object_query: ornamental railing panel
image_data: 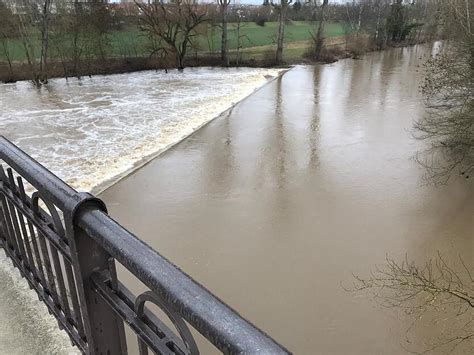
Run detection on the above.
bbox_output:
[0,136,289,355]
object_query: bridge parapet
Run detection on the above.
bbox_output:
[0,136,289,355]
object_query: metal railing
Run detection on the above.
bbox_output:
[0,136,290,355]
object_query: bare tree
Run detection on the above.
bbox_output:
[0,2,16,81]
[272,0,292,64]
[1,0,53,85]
[415,0,473,184]
[235,6,248,67]
[136,0,207,70]
[38,0,52,83]
[345,0,365,34]
[16,1,41,86]
[204,5,218,56]
[217,0,230,66]
[372,0,390,47]
[350,253,474,353]
[313,0,329,60]
[23,0,52,83]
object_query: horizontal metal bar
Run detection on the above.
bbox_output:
[91,271,180,355]
[78,209,289,354]
[106,275,188,351]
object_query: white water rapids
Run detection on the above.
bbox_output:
[0,67,281,193]
[0,67,281,354]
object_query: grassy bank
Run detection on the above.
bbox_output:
[0,32,412,83]
[1,21,427,83]
[0,21,346,62]
[199,21,346,51]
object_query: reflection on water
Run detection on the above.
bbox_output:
[351,253,473,354]
[101,43,473,354]
[0,67,281,193]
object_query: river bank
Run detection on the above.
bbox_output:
[99,45,473,354]
[0,34,431,84]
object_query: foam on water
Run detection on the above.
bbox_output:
[0,67,282,193]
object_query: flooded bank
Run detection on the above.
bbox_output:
[100,44,473,354]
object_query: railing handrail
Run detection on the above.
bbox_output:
[79,209,287,354]
[0,136,290,354]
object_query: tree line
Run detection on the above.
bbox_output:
[0,0,443,85]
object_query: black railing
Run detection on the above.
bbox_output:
[0,136,290,355]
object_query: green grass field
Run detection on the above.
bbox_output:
[199,21,345,52]
[0,21,346,62]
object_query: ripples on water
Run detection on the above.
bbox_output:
[0,67,281,193]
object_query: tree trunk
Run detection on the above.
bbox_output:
[0,38,14,78]
[177,41,187,70]
[39,0,52,83]
[375,5,382,45]
[357,4,363,33]
[314,1,329,60]
[236,21,241,67]
[221,4,229,66]
[177,52,184,70]
[17,14,40,86]
[275,6,286,64]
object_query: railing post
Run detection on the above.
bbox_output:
[65,194,127,355]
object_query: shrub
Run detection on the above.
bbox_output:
[255,15,267,27]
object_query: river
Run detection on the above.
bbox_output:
[1,43,473,354]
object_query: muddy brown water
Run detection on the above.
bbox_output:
[100,43,473,354]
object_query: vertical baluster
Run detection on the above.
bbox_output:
[0,198,11,247]
[15,178,39,280]
[17,178,47,285]
[1,194,21,259]
[35,195,73,322]
[36,228,60,304]
[7,202,29,264]
[15,208,38,279]
[63,260,86,340]
[0,166,15,252]
[48,240,72,321]
[138,339,149,355]
[0,164,6,185]
[6,169,29,266]
[0,204,4,246]
[26,220,48,292]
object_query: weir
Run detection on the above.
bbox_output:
[0,136,289,355]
